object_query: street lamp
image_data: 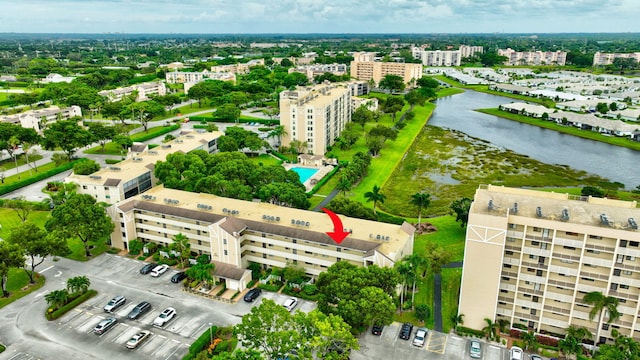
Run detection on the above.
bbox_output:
[209,322,213,344]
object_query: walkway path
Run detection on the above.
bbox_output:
[433,261,464,332]
[313,187,340,212]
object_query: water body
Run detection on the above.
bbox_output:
[427,90,640,189]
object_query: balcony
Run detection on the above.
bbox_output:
[514,311,540,321]
[582,255,613,268]
[521,260,548,270]
[517,286,544,297]
[609,290,637,301]
[547,278,576,289]
[522,247,551,258]
[498,295,514,303]
[548,265,579,277]
[501,270,518,278]
[584,242,616,253]
[552,252,581,262]
[579,270,610,282]
[503,257,521,266]
[505,244,522,252]
[554,237,584,248]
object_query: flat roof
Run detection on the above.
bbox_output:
[67,130,222,186]
[473,185,640,231]
[120,186,414,258]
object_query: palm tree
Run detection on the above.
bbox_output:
[482,318,499,342]
[66,276,90,294]
[410,192,431,225]
[405,253,427,309]
[172,233,191,269]
[364,185,386,215]
[565,325,592,342]
[267,125,287,147]
[451,313,465,332]
[45,289,69,310]
[583,291,620,345]
[521,331,539,352]
[558,336,582,360]
[394,260,412,312]
[336,176,352,197]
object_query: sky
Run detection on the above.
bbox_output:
[0,0,639,34]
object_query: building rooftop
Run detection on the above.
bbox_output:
[120,186,415,258]
[473,185,640,231]
[66,130,222,186]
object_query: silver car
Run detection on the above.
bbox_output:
[469,339,482,358]
[103,295,126,312]
[412,328,427,347]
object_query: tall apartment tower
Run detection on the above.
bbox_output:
[279,83,352,156]
[459,185,640,344]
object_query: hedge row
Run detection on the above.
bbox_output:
[307,163,341,195]
[0,198,51,211]
[377,211,406,225]
[456,326,485,338]
[182,325,217,360]
[0,160,80,196]
[46,290,97,321]
[104,158,123,164]
[131,124,180,142]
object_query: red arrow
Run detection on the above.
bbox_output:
[321,208,350,244]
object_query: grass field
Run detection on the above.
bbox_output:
[0,161,64,188]
[85,125,182,155]
[0,153,43,171]
[0,269,46,309]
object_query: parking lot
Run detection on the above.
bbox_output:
[352,322,509,360]
[0,254,318,360]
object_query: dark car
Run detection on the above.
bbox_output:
[140,263,157,275]
[243,288,262,302]
[399,322,413,340]
[372,324,383,336]
[127,301,152,320]
[171,272,188,283]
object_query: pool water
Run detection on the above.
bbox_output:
[291,167,318,183]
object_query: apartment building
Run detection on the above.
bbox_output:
[98,81,166,102]
[497,48,567,66]
[165,70,236,84]
[459,185,640,343]
[210,59,265,74]
[0,105,82,134]
[65,130,222,204]
[279,82,352,155]
[288,63,348,81]
[350,52,422,87]
[108,185,415,291]
[593,52,640,67]
[411,46,483,66]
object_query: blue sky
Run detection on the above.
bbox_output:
[0,0,638,34]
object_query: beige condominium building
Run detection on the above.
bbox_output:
[459,185,640,343]
[350,52,423,87]
[593,52,640,67]
[279,82,352,155]
[98,81,167,102]
[497,48,568,66]
[0,105,82,134]
[65,130,222,204]
[108,186,415,291]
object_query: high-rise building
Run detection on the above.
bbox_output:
[593,52,640,67]
[411,45,483,66]
[459,185,640,343]
[497,48,567,66]
[279,83,352,155]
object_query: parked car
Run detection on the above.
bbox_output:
[510,346,524,360]
[93,317,117,335]
[399,323,413,340]
[103,295,126,312]
[469,339,482,358]
[282,298,298,312]
[126,330,151,349]
[371,324,384,336]
[171,272,187,283]
[243,288,262,302]
[127,301,152,320]
[412,328,427,347]
[140,263,157,275]
[530,356,543,360]
[150,264,169,277]
[153,307,176,327]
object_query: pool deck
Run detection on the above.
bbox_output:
[284,164,335,192]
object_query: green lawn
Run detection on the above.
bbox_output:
[0,208,51,240]
[66,239,110,261]
[0,161,67,188]
[0,268,46,309]
[478,108,640,152]
[85,125,182,155]
[414,215,466,262]
[246,154,282,167]
[0,154,43,171]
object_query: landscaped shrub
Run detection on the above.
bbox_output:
[457,326,485,337]
[46,290,97,321]
[137,256,147,261]
[104,158,122,165]
[247,279,257,288]
[0,160,80,196]
[308,163,341,194]
[131,124,180,142]
[183,325,217,360]
[128,239,143,255]
[536,334,559,347]
[258,282,283,292]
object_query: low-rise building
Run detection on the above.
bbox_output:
[65,130,222,204]
[498,48,567,66]
[41,73,75,84]
[412,46,483,66]
[459,185,640,343]
[210,59,265,74]
[98,82,166,102]
[0,105,82,134]
[108,185,415,291]
[288,63,348,81]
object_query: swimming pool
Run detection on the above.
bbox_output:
[291,167,319,183]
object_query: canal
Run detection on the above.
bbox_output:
[428,90,640,189]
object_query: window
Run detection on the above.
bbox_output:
[530,309,537,315]
[536,270,543,276]
[506,251,514,255]
[589,235,602,240]
[223,239,227,245]
[616,255,624,264]
[620,284,630,289]
[613,269,621,276]
[619,298,626,303]
[529,255,538,260]
[508,223,517,229]
[292,249,297,255]
[626,256,636,261]
[533,227,541,232]
[540,243,548,250]
[563,246,576,250]
[504,264,512,269]
[620,240,628,248]
[534,283,541,291]
[610,283,618,291]
[223,250,228,256]
[581,277,595,282]
[532,241,540,246]
[623,270,632,276]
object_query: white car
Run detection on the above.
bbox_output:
[153,307,176,327]
[412,328,427,347]
[282,298,298,312]
[150,264,169,277]
[509,346,524,360]
[126,330,151,349]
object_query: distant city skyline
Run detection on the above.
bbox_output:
[0,0,638,34]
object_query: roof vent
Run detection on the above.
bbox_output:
[536,207,543,218]
[561,209,570,221]
[511,202,518,214]
[488,200,494,210]
[629,218,638,230]
[600,214,610,226]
